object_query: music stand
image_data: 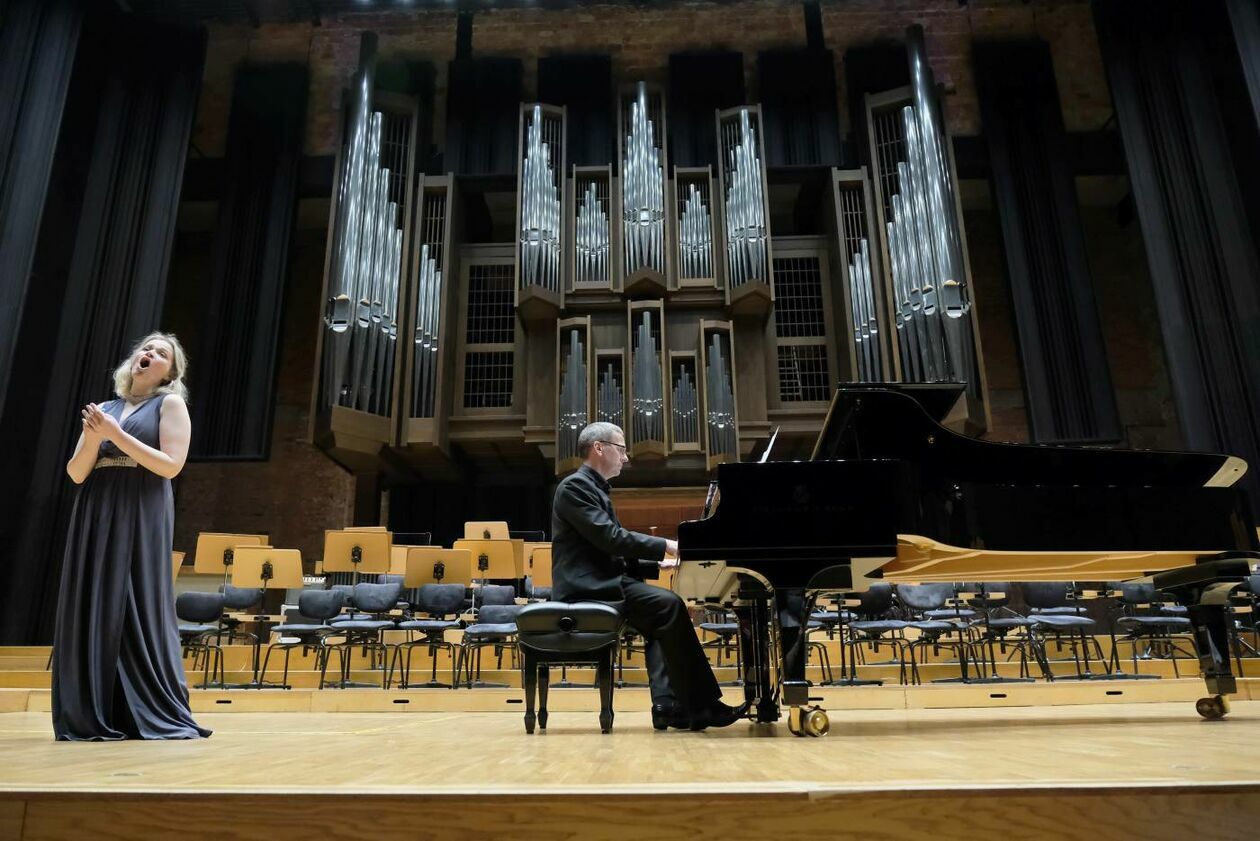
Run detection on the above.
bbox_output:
[231,546,304,688]
[404,548,473,588]
[389,545,410,576]
[465,521,510,540]
[322,529,392,586]
[453,539,519,615]
[194,532,269,591]
[171,551,186,585]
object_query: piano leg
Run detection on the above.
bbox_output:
[733,585,780,724]
[1153,553,1256,720]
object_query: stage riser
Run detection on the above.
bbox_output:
[4,790,1259,841]
[3,677,1258,715]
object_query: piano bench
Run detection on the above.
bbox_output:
[516,601,624,734]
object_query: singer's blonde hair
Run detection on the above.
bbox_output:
[113,332,189,402]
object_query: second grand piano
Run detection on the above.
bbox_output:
[677,384,1259,735]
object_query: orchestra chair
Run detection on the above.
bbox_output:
[1115,582,1195,676]
[1229,574,1260,671]
[321,580,403,689]
[259,588,346,690]
[216,585,265,683]
[806,592,878,687]
[456,603,524,689]
[1079,583,1161,681]
[527,545,553,601]
[963,582,1040,682]
[842,584,912,684]
[896,583,976,684]
[176,591,227,689]
[698,605,743,685]
[391,584,467,688]
[1022,581,1105,680]
[516,601,624,734]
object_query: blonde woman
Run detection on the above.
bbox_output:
[52,332,210,740]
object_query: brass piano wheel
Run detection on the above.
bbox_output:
[802,706,830,738]
[788,706,805,737]
[1196,695,1231,720]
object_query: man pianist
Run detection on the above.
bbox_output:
[551,421,748,731]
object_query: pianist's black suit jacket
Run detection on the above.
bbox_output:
[551,464,667,603]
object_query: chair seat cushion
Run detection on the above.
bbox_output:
[1118,616,1192,628]
[1032,615,1096,629]
[398,619,460,632]
[924,608,976,619]
[699,622,739,633]
[271,623,330,634]
[463,623,518,638]
[178,624,218,635]
[908,620,959,632]
[1033,606,1087,615]
[336,620,395,631]
[977,617,1036,629]
[810,611,853,623]
[848,620,908,633]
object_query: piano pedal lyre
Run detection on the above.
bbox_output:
[787,705,830,737]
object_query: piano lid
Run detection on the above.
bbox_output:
[811,385,1247,489]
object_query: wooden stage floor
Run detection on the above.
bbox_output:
[2,699,1260,840]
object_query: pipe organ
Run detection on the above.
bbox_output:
[619,83,669,293]
[717,106,774,314]
[862,25,985,428]
[310,25,987,479]
[555,317,592,473]
[517,104,565,297]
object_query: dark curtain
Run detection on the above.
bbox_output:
[974,41,1121,444]
[389,477,555,549]
[0,11,205,644]
[445,57,522,176]
[190,64,307,460]
[758,48,842,168]
[1226,0,1260,135]
[0,0,83,422]
[1095,0,1260,518]
[538,54,613,168]
[668,51,745,169]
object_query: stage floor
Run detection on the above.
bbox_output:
[3,701,1260,839]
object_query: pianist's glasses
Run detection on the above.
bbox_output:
[597,440,627,452]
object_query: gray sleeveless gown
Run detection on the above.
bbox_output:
[51,394,210,740]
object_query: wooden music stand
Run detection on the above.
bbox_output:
[231,546,305,688]
[403,548,473,588]
[453,538,520,613]
[171,551,186,585]
[194,532,269,590]
[322,529,392,585]
[464,521,510,540]
[389,545,410,575]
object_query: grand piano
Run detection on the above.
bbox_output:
[677,384,1259,735]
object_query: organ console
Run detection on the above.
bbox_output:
[678,383,1259,735]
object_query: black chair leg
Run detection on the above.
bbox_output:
[523,655,538,734]
[538,664,550,731]
[598,652,615,734]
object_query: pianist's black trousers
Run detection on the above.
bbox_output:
[619,577,721,712]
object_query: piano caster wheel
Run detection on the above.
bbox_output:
[788,705,829,737]
[1196,695,1230,720]
[802,706,829,738]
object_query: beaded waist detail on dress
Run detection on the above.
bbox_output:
[96,456,138,469]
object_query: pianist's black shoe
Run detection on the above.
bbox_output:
[651,703,690,731]
[687,700,751,731]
